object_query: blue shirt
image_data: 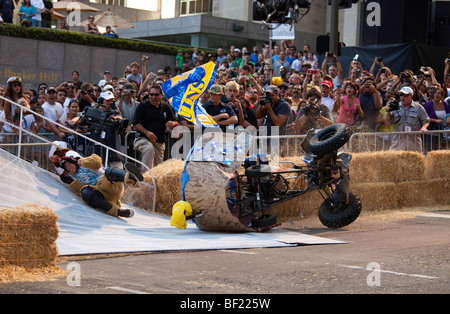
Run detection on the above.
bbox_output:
[19,4,36,23]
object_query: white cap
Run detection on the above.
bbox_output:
[399,86,413,95]
[100,91,115,100]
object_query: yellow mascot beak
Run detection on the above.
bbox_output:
[170,201,193,229]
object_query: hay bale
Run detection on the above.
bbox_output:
[350,151,425,183]
[122,159,185,215]
[351,182,399,212]
[396,179,450,208]
[424,150,450,179]
[0,204,59,269]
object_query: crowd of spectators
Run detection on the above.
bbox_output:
[1,39,450,171]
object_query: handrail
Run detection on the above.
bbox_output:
[0,95,157,212]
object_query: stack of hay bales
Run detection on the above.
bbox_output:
[0,204,60,280]
[351,150,450,210]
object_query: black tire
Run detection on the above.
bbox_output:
[252,214,277,228]
[245,164,271,179]
[318,193,362,229]
[308,124,350,157]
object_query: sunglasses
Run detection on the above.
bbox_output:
[12,83,21,87]
[65,84,74,89]
[149,93,161,97]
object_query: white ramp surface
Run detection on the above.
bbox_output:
[0,149,344,256]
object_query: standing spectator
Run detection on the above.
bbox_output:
[18,0,35,27]
[175,49,184,73]
[0,0,16,24]
[272,51,291,77]
[222,81,245,127]
[250,45,260,64]
[84,15,100,35]
[30,0,43,27]
[216,48,227,66]
[126,62,143,88]
[42,86,65,140]
[358,75,382,131]
[335,82,363,126]
[40,0,52,28]
[386,86,430,153]
[78,82,96,112]
[72,71,83,90]
[132,85,178,170]
[291,51,304,73]
[98,70,112,88]
[321,52,343,90]
[4,77,28,136]
[422,86,450,151]
[117,83,138,134]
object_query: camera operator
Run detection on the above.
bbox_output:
[385,86,430,153]
[255,85,290,136]
[295,86,333,135]
[80,90,127,169]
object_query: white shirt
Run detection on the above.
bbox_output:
[31,0,45,21]
[42,101,64,122]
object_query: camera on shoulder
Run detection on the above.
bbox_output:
[79,107,129,136]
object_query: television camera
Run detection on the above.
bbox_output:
[253,0,311,28]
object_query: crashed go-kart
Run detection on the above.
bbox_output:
[181,124,362,232]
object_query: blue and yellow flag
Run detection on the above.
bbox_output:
[161,62,218,127]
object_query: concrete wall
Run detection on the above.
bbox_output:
[0,35,173,91]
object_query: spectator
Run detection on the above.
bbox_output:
[422,86,450,151]
[18,0,35,27]
[291,51,304,73]
[295,86,333,135]
[320,80,335,113]
[126,62,143,87]
[72,71,83,90]
[321,52,343,89]
[273,51,291,77]
[385,86,430,153]
[0,0,16,24]
[285,46,297,65]
[84,15,100,35]
[41,86,64,141]
[59,82,77,111]
[202,84,237,132]
[271,45,281,64]
[103,26,118,38]
[41,0,52,28]
[117,83,138,134]
[335,82,363,126]
[4,77,29,135]
[358,75,382,131]
[233,49,243,68]
[98,70,112,88]
[216,48,227,66]
[132,85,178,170]
[30,0,43,27]
[250,45,259,64]
[55,87,67,110]
[78,82,96,112]
[222,81,245,127]
[175,49,184,73]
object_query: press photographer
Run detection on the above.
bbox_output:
[295,86,333,135]
[78,90,128,168]
[255,85,290,136]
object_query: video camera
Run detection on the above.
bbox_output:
[253,0,311,26]
[78,106,129,137]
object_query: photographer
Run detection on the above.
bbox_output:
[295,86,333,135]
[255,85,290,136]
[385,86,430,153]
[358,76,382,131]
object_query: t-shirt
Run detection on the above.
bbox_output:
[126,73,143,86]
[19,4,36,23]
[263,98,291,136]
[42,101,64,122]
[202,100,236,132]
[0,0,15,19]
[133,101,176,143]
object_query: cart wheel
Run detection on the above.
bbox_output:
[318,193,362,229]
[308,124,350,157]
[252,214,277,228]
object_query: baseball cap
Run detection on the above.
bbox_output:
[209,84,224,95]
[100,90,115,100]
[266,85,279,95]
[321,80,333,89]
[399,86,413,95]
[46,86,56,94]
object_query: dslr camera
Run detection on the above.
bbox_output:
[387,98,400,112]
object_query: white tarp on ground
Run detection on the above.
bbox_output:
[0,149,344,256]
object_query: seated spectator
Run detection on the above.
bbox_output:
[103,26,119,38]
[18,0,35,27]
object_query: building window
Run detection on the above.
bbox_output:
[90,0,127,7]
[180,0,211,16]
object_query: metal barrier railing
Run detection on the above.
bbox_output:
[0,95,157,212]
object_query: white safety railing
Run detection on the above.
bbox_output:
[0,95,157,212]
